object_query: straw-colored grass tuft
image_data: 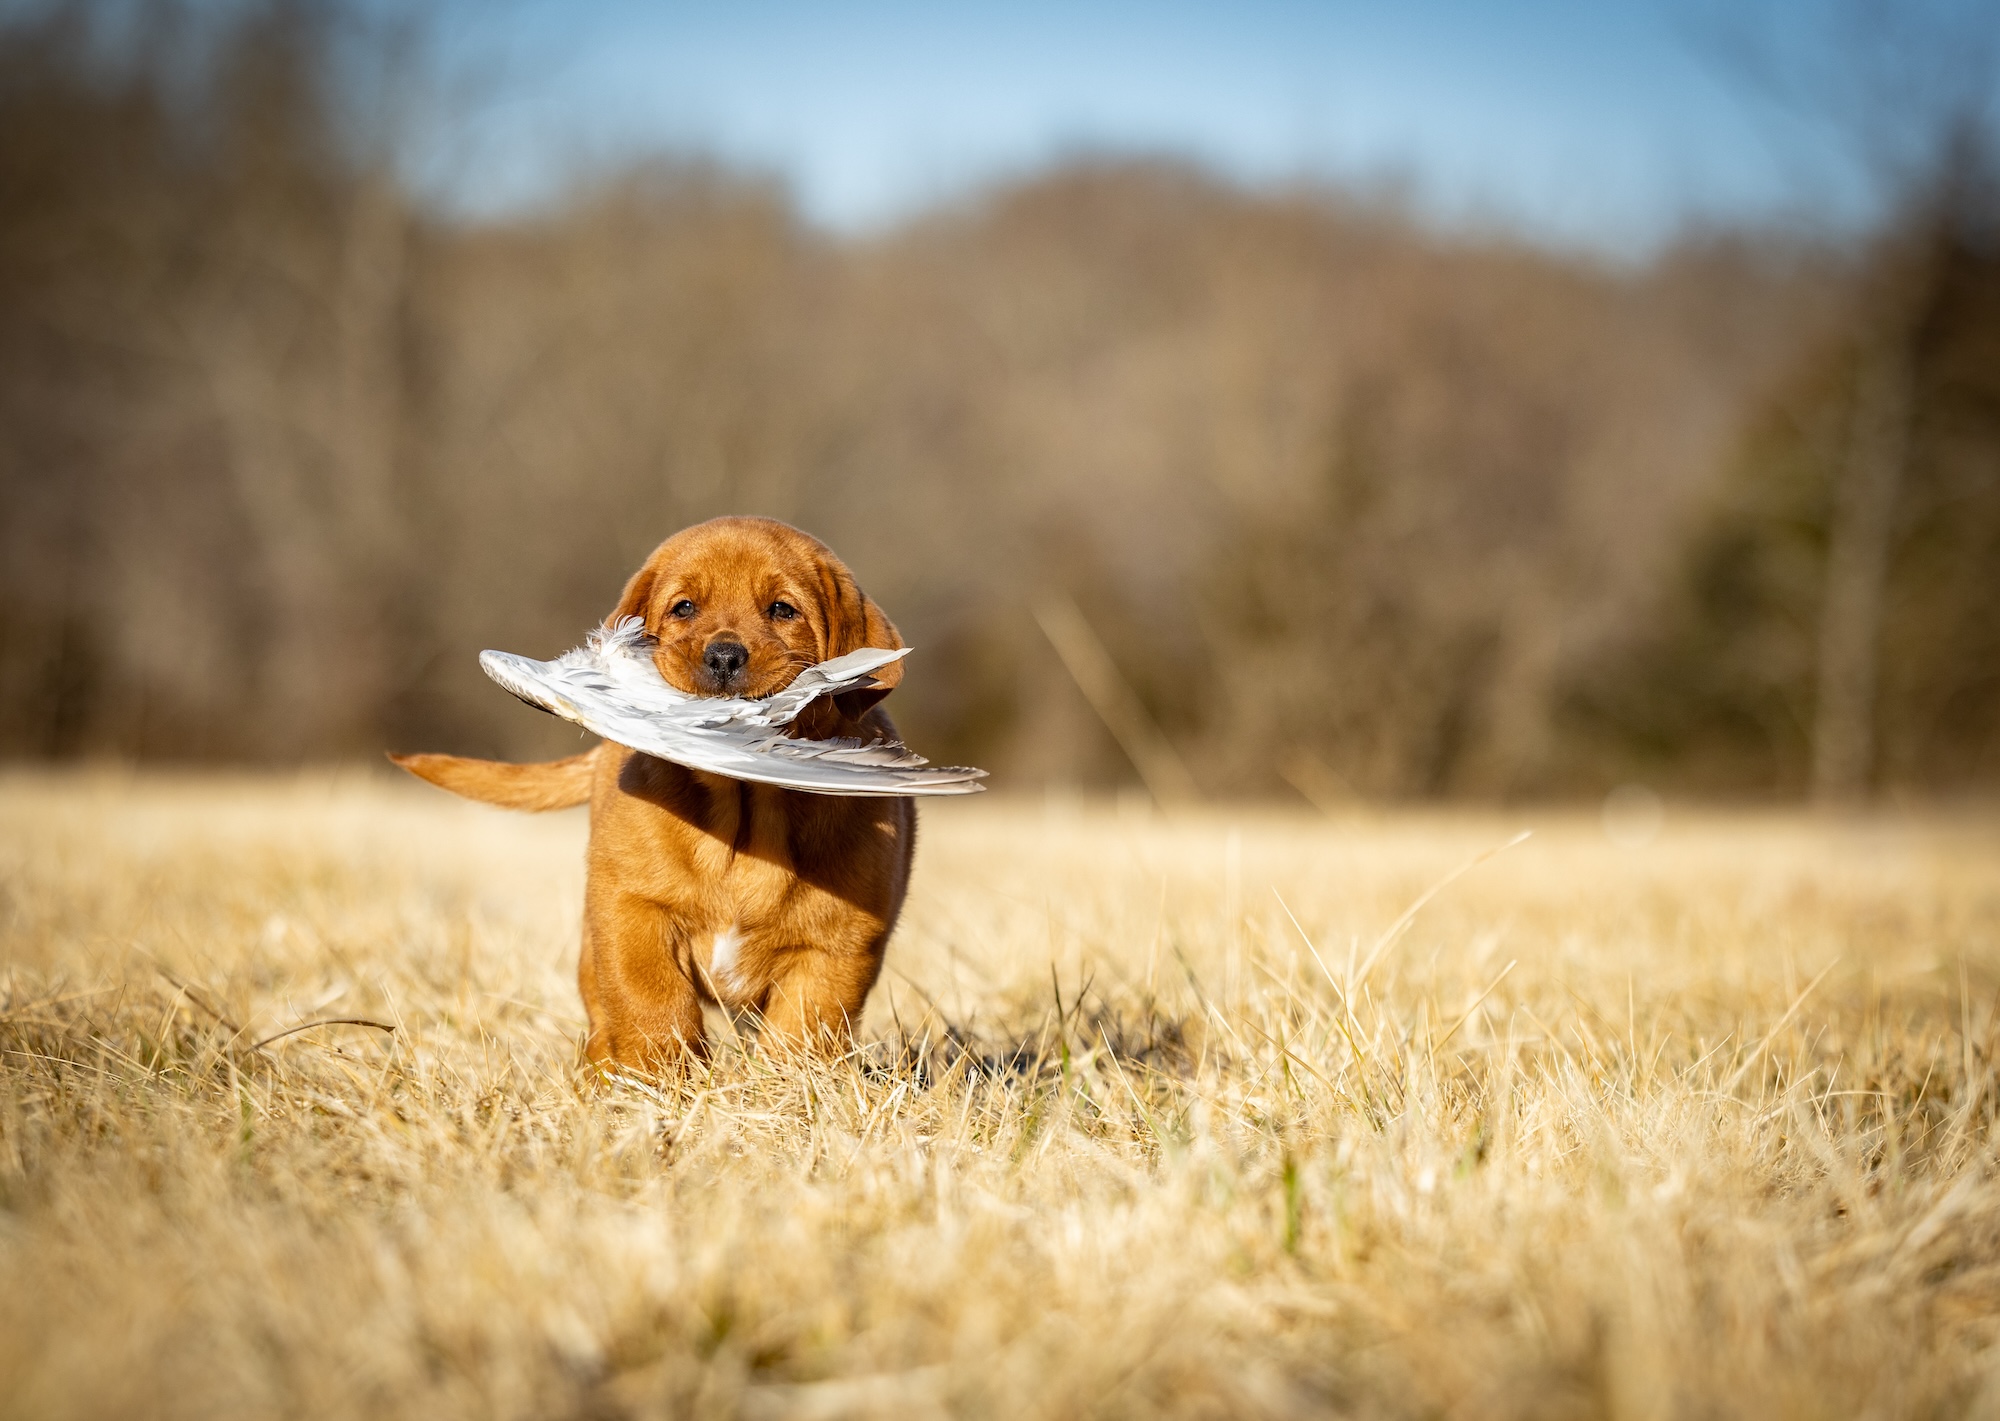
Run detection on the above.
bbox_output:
[3,772,1999,1419]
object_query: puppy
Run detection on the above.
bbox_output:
[392,517,914,1075]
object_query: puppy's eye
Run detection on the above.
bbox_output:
[669,600,697,620]
[768,601,799,621]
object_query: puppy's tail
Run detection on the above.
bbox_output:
[388,747,598,811]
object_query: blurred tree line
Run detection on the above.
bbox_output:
[1,0,1995,800]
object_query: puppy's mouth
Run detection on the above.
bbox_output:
[696,670,759,697]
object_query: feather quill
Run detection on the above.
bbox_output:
[479,617,987,796]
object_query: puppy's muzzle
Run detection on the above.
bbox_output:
[702,639,750,690]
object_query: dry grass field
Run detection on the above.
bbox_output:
[3,772,1999,1420]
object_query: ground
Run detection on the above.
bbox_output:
[3,772,1999,1420]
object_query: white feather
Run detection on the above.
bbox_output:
[478,617,987,797]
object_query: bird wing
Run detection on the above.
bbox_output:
[478,617,987,797]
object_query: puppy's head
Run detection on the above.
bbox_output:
[610,517,903,720]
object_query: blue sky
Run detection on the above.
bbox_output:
[421,0,1905,255]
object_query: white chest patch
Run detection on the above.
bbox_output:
[708,924,747,998]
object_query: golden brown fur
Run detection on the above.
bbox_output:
[391,517,915,1075]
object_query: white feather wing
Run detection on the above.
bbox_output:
[478,618,987,797]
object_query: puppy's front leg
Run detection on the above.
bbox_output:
[581,887,707,1077]
[759,943,884,1058]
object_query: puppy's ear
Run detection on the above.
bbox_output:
[609,560,659,626]
[822,567,904,721]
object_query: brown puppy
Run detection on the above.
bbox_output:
[392,517,914,1075]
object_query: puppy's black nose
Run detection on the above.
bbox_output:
[703,640,749,684]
